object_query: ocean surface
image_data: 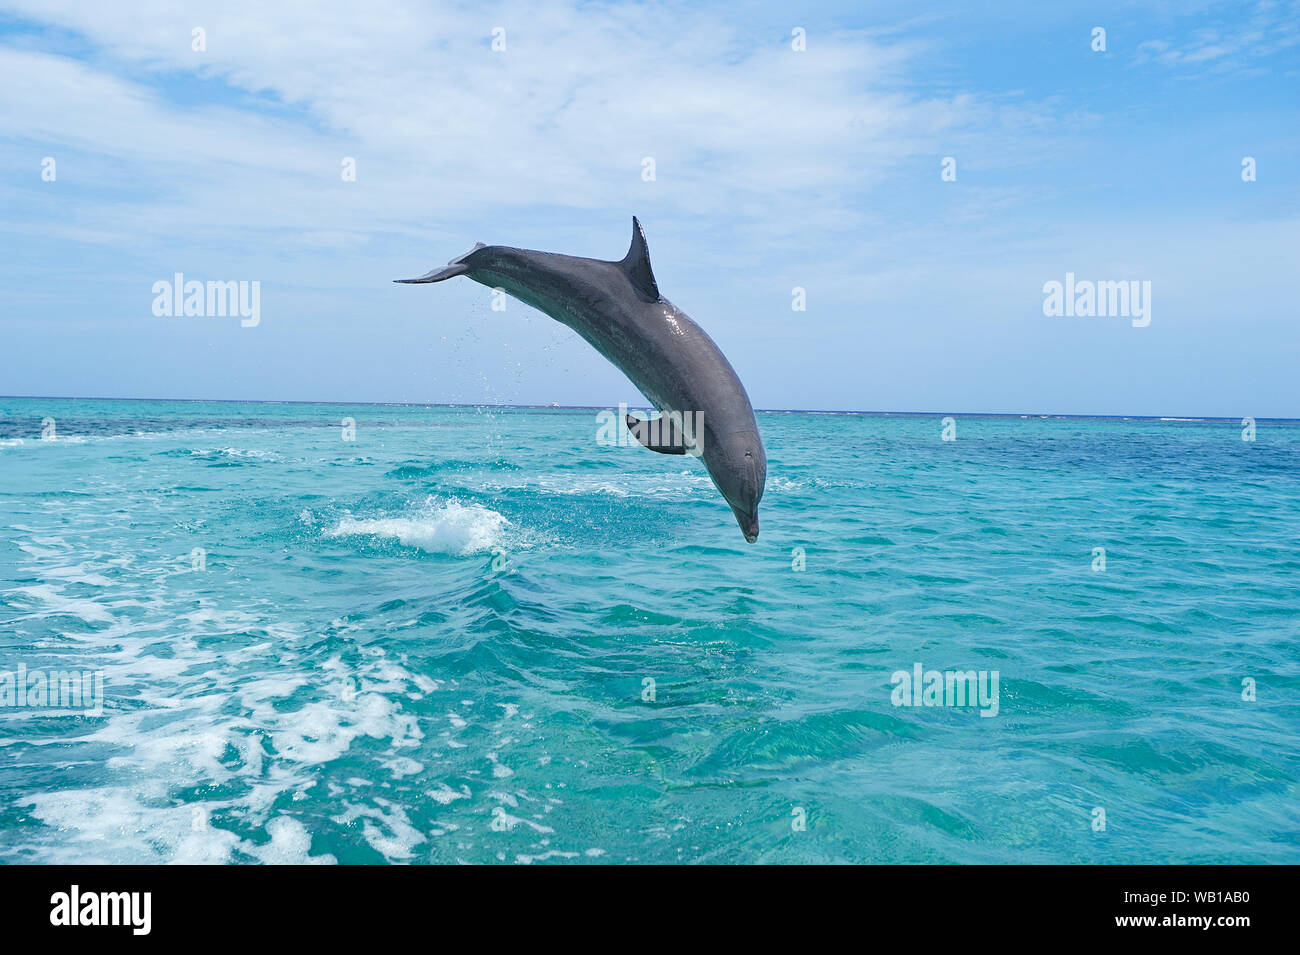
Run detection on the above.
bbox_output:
[0,396,1296,864]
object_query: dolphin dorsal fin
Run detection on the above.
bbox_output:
[619,217,660,301]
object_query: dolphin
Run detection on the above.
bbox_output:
[396,217,766,542]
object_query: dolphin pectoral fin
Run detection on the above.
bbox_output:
[625,412,687,455]
[619,217,660,302]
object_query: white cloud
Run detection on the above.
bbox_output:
[0,0,1021,252]
[1134,0,1300,73]
[2,0,1295,414]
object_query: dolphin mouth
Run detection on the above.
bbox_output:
[733,508,759,543]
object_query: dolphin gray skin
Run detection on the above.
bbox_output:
[396,218,766,542]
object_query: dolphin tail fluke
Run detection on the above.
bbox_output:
[394,263,470,284]
[394,242,488,284]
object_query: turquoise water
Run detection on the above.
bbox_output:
[0,396,1296,864]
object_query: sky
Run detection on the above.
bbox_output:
[0,0,1297,415]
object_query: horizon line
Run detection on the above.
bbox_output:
[1,395,1294,422]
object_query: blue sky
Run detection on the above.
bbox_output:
[1,0,1297,415]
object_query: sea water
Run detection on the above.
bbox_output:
[0,397,1296,863]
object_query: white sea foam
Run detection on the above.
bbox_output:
[16,541,62,559]
[428,783,471,805]
[328,498,509,556]
[490,807,554,834]
[2,463,548,866]
[515,848,576,864]
[248,816,336,865]
[6,527,429,863]
[22,787,243,865]
[189,447,281,461]
[468,469,712,500]
[1,427,246,451]
[333,800,426,861]
[10,584,117,624]
[383,756,424,779]
[38,563,114,586]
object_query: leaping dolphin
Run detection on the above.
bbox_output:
[396,218,766,542]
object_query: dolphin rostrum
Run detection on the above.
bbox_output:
[396,217,766,542]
